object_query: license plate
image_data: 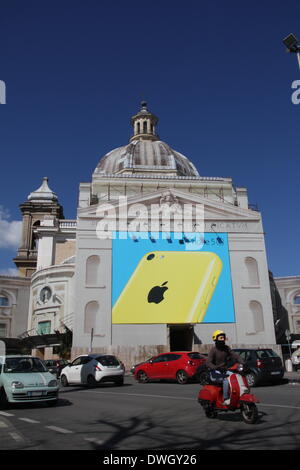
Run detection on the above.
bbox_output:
[28,391,45,397]
[270,371,280,375]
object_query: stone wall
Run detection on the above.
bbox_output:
[72,343,282,372]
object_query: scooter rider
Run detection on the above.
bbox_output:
[206,330,244,405]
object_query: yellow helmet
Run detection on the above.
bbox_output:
[212,329,225,341]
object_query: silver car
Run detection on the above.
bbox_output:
[60,354,125,387]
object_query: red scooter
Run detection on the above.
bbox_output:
[198,363,260,424]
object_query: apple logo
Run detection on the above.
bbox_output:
[147,281,168,304]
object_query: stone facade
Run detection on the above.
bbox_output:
[0,276,30,338]
[274,276,300,335]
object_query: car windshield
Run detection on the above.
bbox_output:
[3,357,48,373]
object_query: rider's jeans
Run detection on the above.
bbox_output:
[223,371,234,400]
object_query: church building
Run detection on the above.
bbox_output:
[10,102,277,363]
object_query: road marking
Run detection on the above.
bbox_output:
[0,420,8,428]
[259,403,300,411]
[45,425,73,434]
[0,411,14,417]
[9,432,23,442]
[78,389,300,411]
[79,390,194,401]
[19,418,40,424]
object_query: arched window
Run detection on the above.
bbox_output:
[137,122,140,134]
[84,301,99,334]
[31,220,40,250]
[250,301,264,333]
[143,121,147,133]
[245,257,260,285]
[294,294,300,305]
[0,295,9,307]
[86,255,100,286]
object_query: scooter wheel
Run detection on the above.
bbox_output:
[241,403,258,424]
[204,407,217,419]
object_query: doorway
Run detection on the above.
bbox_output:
[169,325,194,351]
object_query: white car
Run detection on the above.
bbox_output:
[292,347,300,370]
[60,354,125,387]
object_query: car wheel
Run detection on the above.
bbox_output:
[176,370,189,385]
[246,372,257,387]
[137,370,149,383]
[87,375,97,388]
[199,371,209,385]
[0,388,9,409]
[60,374,69,387]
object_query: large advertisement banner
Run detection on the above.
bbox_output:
[112,232,235,324]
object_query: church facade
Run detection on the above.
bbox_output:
[11,103,277,363]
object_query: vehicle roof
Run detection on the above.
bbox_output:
[76,353,116,358]
[157,351,205,355]
[0,355,34,358]
[233,348,274,351]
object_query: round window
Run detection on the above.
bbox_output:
[40,287,52,303]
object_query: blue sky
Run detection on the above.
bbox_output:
[0,0,299,277]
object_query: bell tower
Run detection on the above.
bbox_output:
[13,177,64,277]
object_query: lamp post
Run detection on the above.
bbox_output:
[283,33,300,70]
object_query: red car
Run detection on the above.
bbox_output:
[133,351,207,384]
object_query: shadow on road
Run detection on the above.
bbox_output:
[59,382,132,394]
[6,398,73,410]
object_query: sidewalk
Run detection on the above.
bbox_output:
[284,370,300,383]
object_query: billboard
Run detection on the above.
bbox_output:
[112,232,235,324]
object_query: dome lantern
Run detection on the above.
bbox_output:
[130,101,159,142]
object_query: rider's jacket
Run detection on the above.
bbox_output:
[206,346,244,370]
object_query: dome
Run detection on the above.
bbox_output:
[93,102,200,178]
[94,140,200,177]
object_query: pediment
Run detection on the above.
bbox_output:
[77,188,260,222]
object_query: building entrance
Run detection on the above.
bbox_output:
[169,325,194,351]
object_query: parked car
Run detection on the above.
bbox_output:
[44,359,70,378]
[133,351,207,384]
[232,348,284,386]
[291,347,300,371]
[0,355,59,407]
[60,354,125,387]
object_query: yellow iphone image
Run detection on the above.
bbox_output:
[112,251,223,324]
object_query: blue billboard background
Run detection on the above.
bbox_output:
[112,232,235,323]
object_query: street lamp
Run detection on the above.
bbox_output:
[283,33,300,53]
[283,33,300,71]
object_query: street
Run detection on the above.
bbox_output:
[0,376,300,451]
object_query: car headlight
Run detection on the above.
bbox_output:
[48,379,58,387]
[11,381,24,389]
